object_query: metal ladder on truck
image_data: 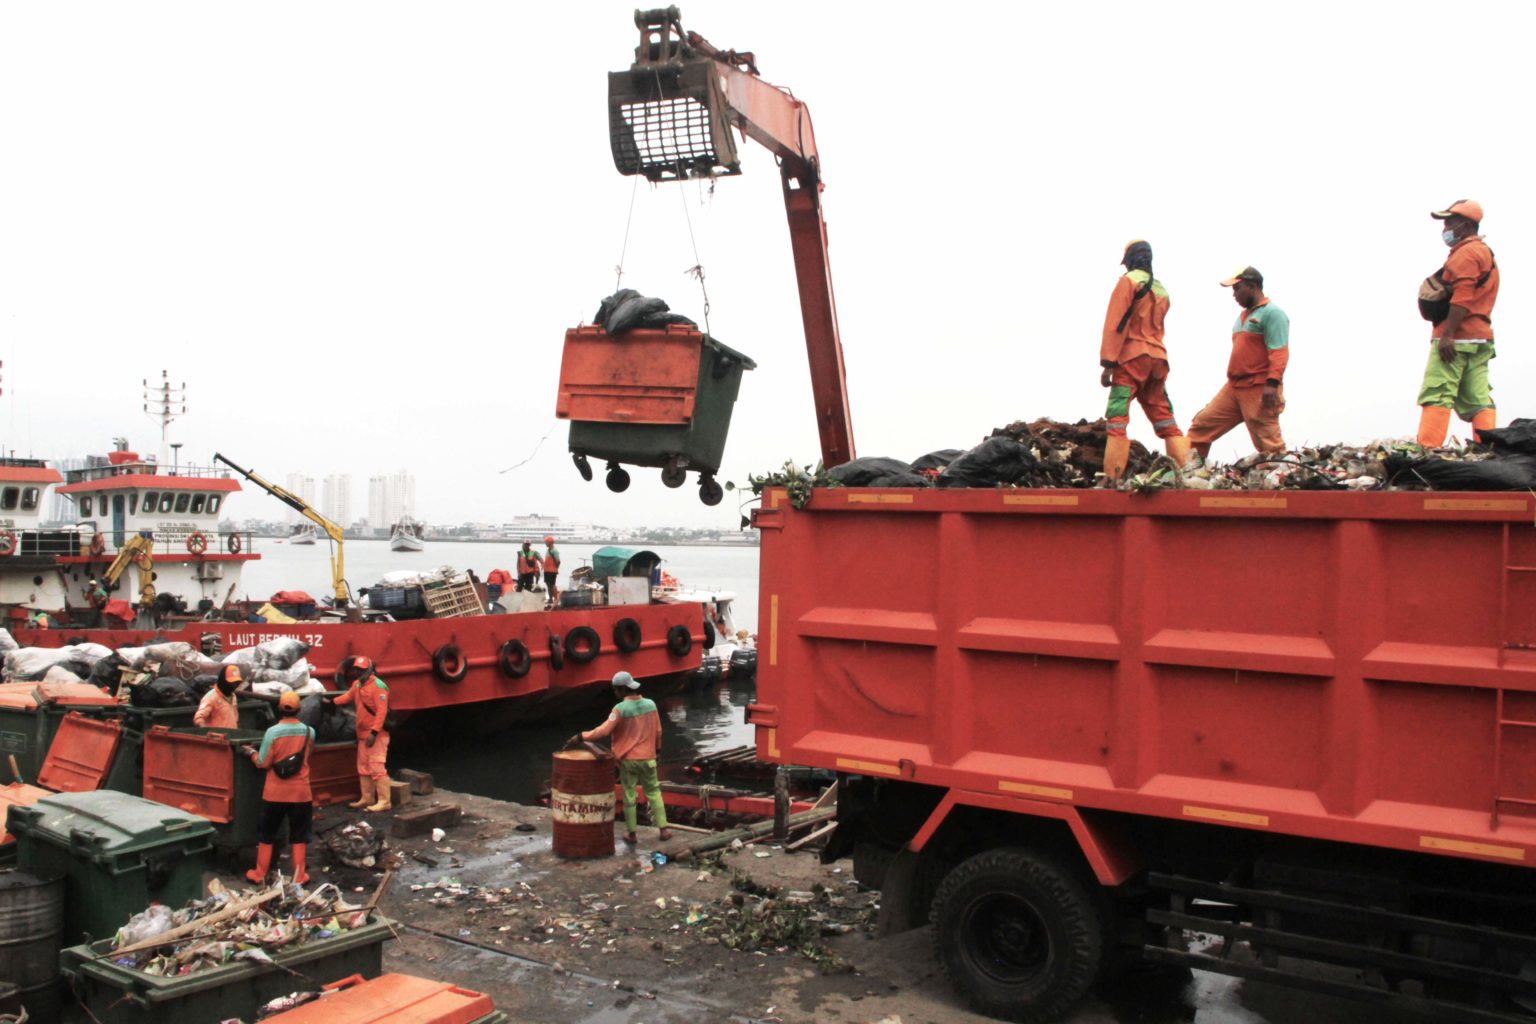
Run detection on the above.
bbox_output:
[1492,521,1536,828]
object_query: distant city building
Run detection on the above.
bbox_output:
[285,473,317,525]
[367,470,415,527]
[321,474,352,529]
[503,514,603,542]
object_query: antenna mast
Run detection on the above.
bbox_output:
[142,370,186,467]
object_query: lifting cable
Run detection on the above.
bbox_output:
[678,178,713,337]
[613,176,640,291]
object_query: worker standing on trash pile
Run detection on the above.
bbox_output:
[578,671,673,846]
[1187,266,1290,460]
[241,690,315,885]
[516,541,540,592]
[543,536,562,606]
[1098,240,1191,480]
[1418,200,1500,447]
[330,654,392,812]
[193,664,243,729]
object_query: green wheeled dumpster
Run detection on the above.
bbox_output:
[556,323,755,505]
[103,701,273,798]
[0,682,120,786]
[6,790,214,946]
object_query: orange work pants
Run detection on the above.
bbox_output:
[1187,382,1286,457]
[1106,356,1182,438]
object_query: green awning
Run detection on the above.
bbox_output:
[591,546,661,580]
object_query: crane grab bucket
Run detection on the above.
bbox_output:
[608,10,739,181]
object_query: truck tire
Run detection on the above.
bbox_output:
[931,847,1104,1023]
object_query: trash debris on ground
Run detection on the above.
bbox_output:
[327,821,387,869]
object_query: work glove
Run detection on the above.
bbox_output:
[366,732,377,748]
[1100,366,1115,388]
[564,733,583,750]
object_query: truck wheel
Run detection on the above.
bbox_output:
[931,847,1104,1023]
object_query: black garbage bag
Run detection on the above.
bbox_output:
[317,702,357,744]
[593,289,695,336]
[89,653,126,691]
[1479,418,1536,456]
[130,677,195,708]
[936,437,1040,488]
[827,457,931,488]
[187,674,218,699]
[298,694,325,732]
[55,658,96,682]
[1385,454,1536,490]
[910,449,964,473]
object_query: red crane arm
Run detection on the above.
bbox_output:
[608,10,856,468]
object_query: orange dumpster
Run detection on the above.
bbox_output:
[260,972,502,1024]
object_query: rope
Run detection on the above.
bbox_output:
[677,182,712,336]
[613,176,639,291]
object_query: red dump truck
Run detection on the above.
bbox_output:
[605,13,1536,1020]
[748,487,1536,1021]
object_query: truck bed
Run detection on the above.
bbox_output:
[751,486,1536,868]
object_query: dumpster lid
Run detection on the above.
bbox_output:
[0,680,119,709]
[1,782,52,847]
[7,790,214,862]
[262,973,495,1023]
[37,714,124,793]
[703,333,757,370]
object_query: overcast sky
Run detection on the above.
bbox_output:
[3,2,1529,528]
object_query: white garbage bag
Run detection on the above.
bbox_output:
[41,664,84,684]
[0,628,18,655]
[255,637,311,670]
[144,642,194,662]
[116,646,150,669]
[251,680,293,697]
[4,647,74,681]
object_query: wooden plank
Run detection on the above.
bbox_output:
[786,821,837,851]
[389,803,463,838]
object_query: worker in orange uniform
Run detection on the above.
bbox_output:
[485,566,513,603]
[579,671,673,846]
[1417,200,1500,446]
[542,536,562,606]
[1187,267,1290,460]
[331,655,393,812]
[516,541,540,593]
[1098,240,1190,480]
[241,691,315,885]
[193,664,244,729]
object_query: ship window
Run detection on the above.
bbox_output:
[190,494,206,514]
[159,494,174,513]
[81,497,93,517]
[142,491,157,512]
[174,493,190,514]
[23,487,40,511]
[208,495,222,514]
[128,494,138,515]
[0,488,16,511]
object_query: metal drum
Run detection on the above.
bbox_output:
[0,867,65,1022]
[550,749,617,859]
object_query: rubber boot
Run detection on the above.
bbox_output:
[1472,408,1497,443]
[1102,435,1131,482]
[290,843,310,886]
[246,843,273,885]
[1164,435,1192,469]
[349,776,374,810]
[366,777,392,813]
[1417,406,1452,448]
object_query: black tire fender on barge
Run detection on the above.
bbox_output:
[498,639,532,679]
[612,618,642,654]
[431,643,468,684]
[565,625,601,664]
[666,624,693,658]
[548,632,565,671]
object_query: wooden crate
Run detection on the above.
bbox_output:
[421,576,483,618]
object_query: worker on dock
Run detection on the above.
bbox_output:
[1098,240,1190,479]
[542,536,562,606]
[1417,200,1500,446]
[331,654,393,812]
[516,541,540,592]
[194,664,243,729]
[579,671,673,846]
[241,691,315,886]
[1187,266,1290,460]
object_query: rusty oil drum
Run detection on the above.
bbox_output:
[550,749,617,858]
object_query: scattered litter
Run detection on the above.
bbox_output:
[327,822,386,869]
[431,828,446,842]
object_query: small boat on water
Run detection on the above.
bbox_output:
[389,515,425,552]
[289,524,318,546]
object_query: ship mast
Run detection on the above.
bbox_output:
[142,370,186,469]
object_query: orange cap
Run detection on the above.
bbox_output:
[544,536,555,544]
[278,691,301,713]
[1431,199,1483,222]
[1219,266,1263,287]
[221,664,244,684]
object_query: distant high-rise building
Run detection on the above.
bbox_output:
[321,474,352,529]
[284,473,317,524]
[366,470,415,527]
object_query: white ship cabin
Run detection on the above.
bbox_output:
[0,458,75,613]
[52,447,259,617]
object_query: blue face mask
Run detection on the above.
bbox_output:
[1442,228,1457,246]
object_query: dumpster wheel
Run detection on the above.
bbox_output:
[662,458,689,488]
[573,453,594,481]
[605,462,631,493]
[699,476,724,506]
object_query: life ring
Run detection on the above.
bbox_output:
[226,533,243,554]
[612,618,642,654]
[548,632,564,671]
[431,643,468,684]
[186,532,208,556]
[667,624,693,658]
[565,626,601,664]
[0,530,16,557]
[702,618,716,650]
[90,533,106,556]
[498,639,532,679]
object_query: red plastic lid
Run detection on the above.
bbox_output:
[0,783,51,845]
[261,973,495,1023]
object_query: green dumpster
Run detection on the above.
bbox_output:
[0,682,120,786]
[60,913,394,1024]
[104,702,274,798]
[6,790,214,945]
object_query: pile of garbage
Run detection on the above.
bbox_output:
[107,878,371,977]
[708,871,877,974]
[592,289,697,336]
[753,416,1536,502]
[326,820,387,869]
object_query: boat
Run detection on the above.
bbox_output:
[289,524,318,545]
[388,515,425,552]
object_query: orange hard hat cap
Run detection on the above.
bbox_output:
[1431,199,1484,223]
[544,536,555,544]
[278,691,301,713]
[221,664,243,684]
